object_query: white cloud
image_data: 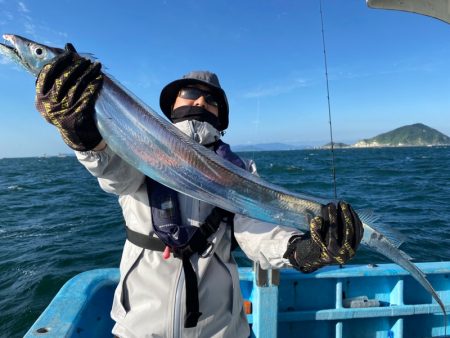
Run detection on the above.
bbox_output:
[0,2,68,48]
[24,20,36,35]
[57,31,68,39]
[243,78,309,99]
[0,55,13,65]
[18,2,30,13]
[1,10,14,21]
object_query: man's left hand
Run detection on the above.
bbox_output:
[284,201,364,273]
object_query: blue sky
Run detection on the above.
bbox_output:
[0,0,448,158]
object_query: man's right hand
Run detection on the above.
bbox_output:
[35,43,104,151]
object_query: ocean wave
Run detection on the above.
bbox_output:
[0,147,449,337]
[7,185,23,191]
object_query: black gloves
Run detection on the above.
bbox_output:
[284,201,364,273]
[35,43,104,151]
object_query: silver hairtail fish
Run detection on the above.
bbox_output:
[0,34,446,317]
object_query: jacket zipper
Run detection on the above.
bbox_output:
[173,262,185,338]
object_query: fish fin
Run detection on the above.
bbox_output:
[357,209,407,248]
[365,226,447,318]
[79,53,109,72]
[79,53,99,62]
[398,248,413,261]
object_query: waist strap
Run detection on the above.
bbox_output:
[124,208,233,328]
[125,226,166,251]
[125,226,203,327]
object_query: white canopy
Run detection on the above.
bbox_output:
[367,0,450,24]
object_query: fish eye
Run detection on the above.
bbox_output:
[31,44,46,58]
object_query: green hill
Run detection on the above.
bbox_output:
[354,123,450,147]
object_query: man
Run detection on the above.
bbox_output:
[35,45,363,337]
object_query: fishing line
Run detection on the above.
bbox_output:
[319,0,338,200]
[250,96,261,162]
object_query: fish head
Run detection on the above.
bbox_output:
[0,34,63,76]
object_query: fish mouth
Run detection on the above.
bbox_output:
[0,34,20,58]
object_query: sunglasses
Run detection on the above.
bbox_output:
[178,87,219,107]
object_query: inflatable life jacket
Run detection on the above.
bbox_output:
[126,140,245,328]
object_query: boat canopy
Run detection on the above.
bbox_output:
[367,0,450,24]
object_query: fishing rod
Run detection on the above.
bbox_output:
[319,0,338,200]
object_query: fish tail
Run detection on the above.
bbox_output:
[363,226,447,320]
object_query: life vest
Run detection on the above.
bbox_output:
[126,140,245,328]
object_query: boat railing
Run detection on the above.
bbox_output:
[25,261,450,337]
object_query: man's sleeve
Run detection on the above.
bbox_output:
[233,214,302,270]
[234,157,302,269]
[75,145,145,195]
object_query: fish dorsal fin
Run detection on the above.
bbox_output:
[357,209,407,248]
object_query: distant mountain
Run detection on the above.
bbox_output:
[353,123,450,148]
[232,123,449,151]
[233,143,305,152]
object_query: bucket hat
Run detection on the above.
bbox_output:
[160,71,229,130]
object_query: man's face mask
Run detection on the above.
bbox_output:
[171,106,220,129]
[173,119,221,146]
[171,106,221,145]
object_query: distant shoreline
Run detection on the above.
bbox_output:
[237,123,450,152]
[320,143,450,150]
[235,144,449,153]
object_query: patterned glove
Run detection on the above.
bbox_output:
[35,43,103,151]
[284,201,364,273]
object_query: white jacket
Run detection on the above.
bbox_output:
[76,146,299,338]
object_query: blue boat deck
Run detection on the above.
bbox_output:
[25,262,450,337]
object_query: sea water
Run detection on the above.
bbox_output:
[0,146,449,336]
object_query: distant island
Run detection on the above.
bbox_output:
[324,123,450,149]
[352,123,450,148]
[233,123,450,152]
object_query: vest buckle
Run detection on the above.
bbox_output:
[200,241,214,258]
